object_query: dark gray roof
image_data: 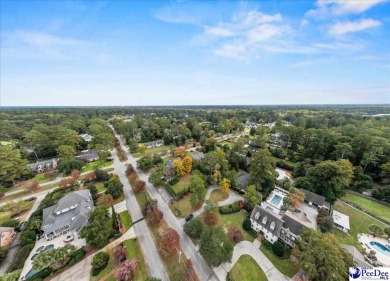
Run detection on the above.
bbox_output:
[237,172,250,188]
[42,190,93,235]
[77,150,99,161]
[341,244,372,268]
[301,189,325,206]
[166,159,174,171]
[282,213,306,236]
[191,152,204,160]
[250,205,284,237]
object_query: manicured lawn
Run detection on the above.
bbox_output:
[214,210,254,242]
[31,173,52,184]
[209,189,229,203]
[95,182,106,193]
[119,211,132,231]
[342,193,390,222]
[0,199,35,223]
[113,194,125,205]
[228,254,268,281]
[172,174,192,193]
[81,160,113,173]
[332,201,387,252]
[170,193,201,218]
[123,239,149,281]
[260,245,299,278]
[132,145,172,158]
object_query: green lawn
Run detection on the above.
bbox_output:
[259,245,299,278]
[132,145,172,158]
[81,160,113,173]
[31,173,52,184]
[332,201,387,252]
[119,211,132,231]
[210,189,229,203]
[214,210,254,242]
[0,199,35,223]
[170,193,201,218]
[123,239,149,281]
[228,255,268,281]
[342,193,390,222]
[95,182,106,193]
[172,174,192,193]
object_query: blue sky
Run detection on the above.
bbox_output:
[1,0,389,106]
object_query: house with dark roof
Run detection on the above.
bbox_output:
[79,134,93,142]
[28,158,58,173]
[190,152,204,161]
[341,244,372,268]
[301,189,331,210]
[236,172,250,191]
[250,205,284,243]
[77,150,99,163]
[164,158,175,180]
[41,190,93,241]
[280,210,316,247]
[145,140,163,149]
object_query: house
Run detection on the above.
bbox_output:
[245,120,260,129]
[76,150,99,163]
[145,140,163,149]
[236,172,250,191]
[250,205,284,243]
[190,152,204,161]
[79,134,93,142]
[300,189,331,210]
[0,227,16,247]
[41,190,93,241]
[280,210,316,247]
[332,210,350,233]
[341,244,372,267]
[28,158,58,173]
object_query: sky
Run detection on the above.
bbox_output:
[0,0,389,106]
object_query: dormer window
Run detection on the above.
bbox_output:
[262,216,268,225]
[270,221,275,230]
[255,212,260,220]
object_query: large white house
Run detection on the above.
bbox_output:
[250,205,284,243]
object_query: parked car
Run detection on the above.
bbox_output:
[63,234,74,243]
[185,214,194,222]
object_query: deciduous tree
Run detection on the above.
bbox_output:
[173,146,186,158]
[220,178,230,194]
[81,206,113,249]
[115,259,138,281]
[33,244,75,270]
[368,224,383,238]
[228,226,243,243]
[173,159,185,177]
[134,180,146,193]
[249,149,276,194]
[160,228,180,256]
[0,146,30,184]
[25,180,39,193]
[56,145,76,158]
[114,245,127,265]
[182,156,192,173]
[183,218,204,240]
[244,185,261,209]
[199,227,233,267]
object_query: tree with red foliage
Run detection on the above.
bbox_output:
[114,245,127,265]
[147,208,163,225]
[126,164,134,176]
[71,169,81,179]
[115,258,138,281]
[160,228,180,256]
[59,178,74,188]
[204,213,218,226]
[134,180,146,193]
[97,194,114,206]
[228,226,243,243]
[26,180,39,192]
[84,172,95,182]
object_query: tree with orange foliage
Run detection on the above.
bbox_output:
[134,180,146,193]
[173,146,187,158]
[287,187,305,209]
[97,194,114,206]
[182,156,193,174]
[220,178,230,194]
[59,178,74,188]
[160,227,180,256]
[26,180,39,193]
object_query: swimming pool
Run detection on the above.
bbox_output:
[370,241,390,257]
[271,195,282,206]
[25,269,38,279]
[44,244,54,251]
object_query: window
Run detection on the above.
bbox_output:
[270,221,275,230]
[262,216,268,225]
[255,212,260,220]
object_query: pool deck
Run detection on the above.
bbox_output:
[19,232,86,280]
[358,233,390,266]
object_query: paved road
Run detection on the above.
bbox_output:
[112,127,219,281]
[214,240,290,281]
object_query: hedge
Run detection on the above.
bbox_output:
[68,248,86,266]
[272,241,284,257]
[9,244,35,271]
[219,202,241,214]
[242,218,258,238]
[166,178,191,199]
[25,267,53,281]
[275,160,296,171]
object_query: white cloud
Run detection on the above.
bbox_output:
[328,19,381,35]
[15,31,82,47]
[306,0,385,18]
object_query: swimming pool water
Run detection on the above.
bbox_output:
[25,269,38,279]
[271,195,282,206]
[370,241,390,257]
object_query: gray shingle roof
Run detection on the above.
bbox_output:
[42,190,93,235]
[301,189,325,206]
[250,205,284,237]
[191,152,204,160]
[237,172,250,188]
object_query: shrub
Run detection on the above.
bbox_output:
[94,169,110,182]
[20,230,36,246]
[134,180,146,193]
[219,201,241,214]
[228,226,243,243]
[0,246,8,263]
[92,252,109,274]
[68,248,86,265]
[146,209,163,225]
[0,218,20,227]
[262,239,272,250]
[9,244,34,271]
[183,218,204,240]
[272,241,284,257]
[24,267,53,281]
[242,218,251,231]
